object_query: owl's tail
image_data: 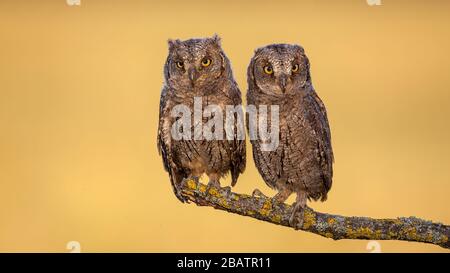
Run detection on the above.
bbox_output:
[315,174,332,202]
[231,169,239,187]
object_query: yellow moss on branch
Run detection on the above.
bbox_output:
[180,178,450,250]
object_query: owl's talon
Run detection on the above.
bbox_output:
[224,185,231,191]
[289,202,305,230]
[174,184,189,203]
[206,179,221,192]
[207,179,220,187]
[252,189,268,199]
[191,176,200,182]
[178,193,189,203]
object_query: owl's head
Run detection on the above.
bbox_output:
[164,35,231,92]
[248,44,311,96]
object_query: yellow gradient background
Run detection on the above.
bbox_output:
[0,0,449,252]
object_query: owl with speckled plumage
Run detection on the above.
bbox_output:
[157,35,246,202]
[247,44,334,227]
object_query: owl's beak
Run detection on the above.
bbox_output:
[188,67,198,87]
[278,74,289,93]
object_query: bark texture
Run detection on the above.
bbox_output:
[181,178,449,249]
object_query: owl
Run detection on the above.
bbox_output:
[246,44,334,226]
[157,35,246,202]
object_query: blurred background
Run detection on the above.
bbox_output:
[0,0,449,252]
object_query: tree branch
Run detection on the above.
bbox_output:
[180,178,449,250]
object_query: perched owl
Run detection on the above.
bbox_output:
[157,35,246,202]
[246,44,334,226]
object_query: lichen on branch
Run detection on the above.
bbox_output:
[180,178,449,249]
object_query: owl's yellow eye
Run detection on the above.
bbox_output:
[263,65,273,75]
[292,64,299,73]
[201,58,212,67]
[176,61,184,69]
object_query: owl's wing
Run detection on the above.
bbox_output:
[228,83,246,186]
[305,89,334,193]
[157,87,170,172]
[245,91,280,190]
[157,87,186,202]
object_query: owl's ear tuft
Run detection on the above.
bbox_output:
[253,47,264,56]
[294,44,305,53]
[211,34,222,47]
[168,39,181,50]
